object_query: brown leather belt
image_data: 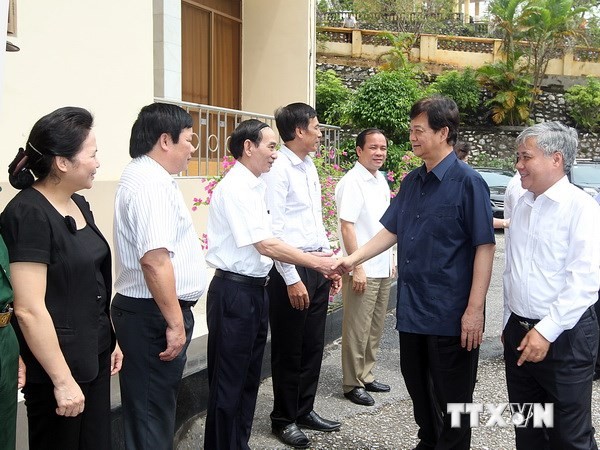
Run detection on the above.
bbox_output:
[0,307,13,328]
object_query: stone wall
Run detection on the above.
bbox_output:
[317,62,600,160]
[462,126,600,163]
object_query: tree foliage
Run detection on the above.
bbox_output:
[315,69,351,125]
[520,0,586,109]
[565,76,600,132]
[345,69,423,143]
[430,68,481,120]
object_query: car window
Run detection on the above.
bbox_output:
[571,165,600,184]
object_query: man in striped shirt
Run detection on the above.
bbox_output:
[111,103,208,450]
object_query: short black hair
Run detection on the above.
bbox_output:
[274,102,317,142]
[356,128,387,149]
[129,103,193,158]
[410,95,459,146]
[229,119,270,160]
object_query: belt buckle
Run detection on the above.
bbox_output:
[0,307,13,328]
[518,320,533,331]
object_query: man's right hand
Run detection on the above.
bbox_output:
[159,324,186,361]
[288,281,310,310]
[331,256,355,276]
[311,254,345,279]
[54,377,85,417]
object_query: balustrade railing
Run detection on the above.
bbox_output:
[155,98,341,178]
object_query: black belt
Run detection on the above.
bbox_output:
[179,299,198,309]
[510,313,540,331]
[303,247,323,253]
[214,269,269,287]
[511,306,594,332]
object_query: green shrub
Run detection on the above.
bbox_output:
[316,69,351,125]
[565,77,600,132]
[346,69,423,143]
[430,68,481,120]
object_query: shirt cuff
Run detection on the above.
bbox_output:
[275,261,301,286]
[534,316,563,343]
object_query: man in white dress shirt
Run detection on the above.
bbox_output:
[111,103,208,449]
[335,128,395,407]
[203,119,340,450]
[263,103,342,448]
[503,121,600,449]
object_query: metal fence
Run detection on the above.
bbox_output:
[317,10,489,37]
[155,98,341,178]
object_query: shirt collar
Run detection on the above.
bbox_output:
[231,160,264,189]
[279,144,308,166]
[418,151,457,181]
[354,161,384,182]
[540,175,571,203]
[137,154,177,186]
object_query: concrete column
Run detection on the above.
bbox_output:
[153,0,182,100]
[420,34,437,63]
[493,40,504,63]
[351,29,362,58]
[563,51,574,76]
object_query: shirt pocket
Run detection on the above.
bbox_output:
[533,224,569,273]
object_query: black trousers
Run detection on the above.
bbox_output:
[267,266,330,427]
[204,276,269,450]
[504,309,598,450]
[111,294,194,450]
[22,348,111,450]
[399,332,479,450]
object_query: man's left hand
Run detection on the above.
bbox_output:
[516,328,550,366]
[460,306,484,351]
[330,277,342,296]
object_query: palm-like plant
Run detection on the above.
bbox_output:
[520,0,586,109]
[377,31,418,71]
[477,61,535,125]
[488,0,529,70]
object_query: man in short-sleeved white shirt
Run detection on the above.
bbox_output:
[112,103,207,449]
[203,119,339,450]
[335,129,394,407]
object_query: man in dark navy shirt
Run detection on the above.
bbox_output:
[334,95,495,450]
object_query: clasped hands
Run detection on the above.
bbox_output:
[309,250,354,281]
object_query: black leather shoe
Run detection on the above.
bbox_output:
[272,423,310,448]
[297,410,341,432]
[344,387,375,406]
[364,380,391,392]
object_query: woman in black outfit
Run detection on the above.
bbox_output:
[0,107,123,449]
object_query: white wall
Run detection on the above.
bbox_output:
[0,0,155,183]
[242,0,317,115]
